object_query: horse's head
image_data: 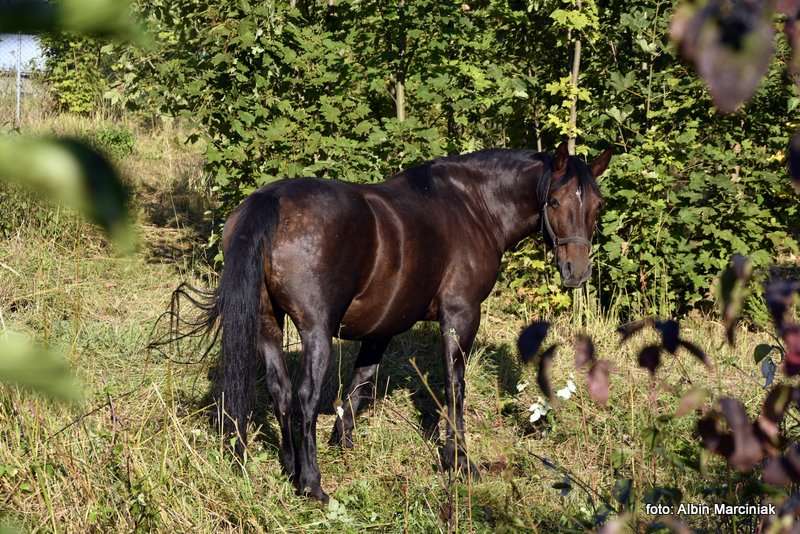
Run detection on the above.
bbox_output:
[540,142,612,288]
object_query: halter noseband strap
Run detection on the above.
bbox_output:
[539,159,592,253]
[542,204,591,249]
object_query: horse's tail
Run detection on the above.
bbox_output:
[146,281,220,365]
[213,190,280,456]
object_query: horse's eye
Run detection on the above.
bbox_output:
[549,198,559,208]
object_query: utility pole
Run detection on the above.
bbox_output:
[15,33,22,128]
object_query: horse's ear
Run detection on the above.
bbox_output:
[554,141,569,172]
[590,147,614,177]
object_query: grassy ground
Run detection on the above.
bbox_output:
[0,113,785,533]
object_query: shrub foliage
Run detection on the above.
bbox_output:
[42,0,800,317]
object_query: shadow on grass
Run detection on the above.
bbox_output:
[138,169,214,267]
[479,341,523,398]
[192,321,522,464]
[298,323,446,441]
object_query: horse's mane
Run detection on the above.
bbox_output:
[422,148,600,201]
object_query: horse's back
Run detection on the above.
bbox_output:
[222,175,489,339]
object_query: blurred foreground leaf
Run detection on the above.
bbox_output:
[670,0,775,113]
[517,321,550,363]
[718,254,752,345]
[0,332,81,403]
[0,0,142,41]
[789,133,800,192]
[0,136,134,252]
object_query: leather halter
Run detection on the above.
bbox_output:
[539,163,592,254]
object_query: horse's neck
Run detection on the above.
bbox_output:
[468,166,543,254]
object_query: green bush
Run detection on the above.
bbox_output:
[40,35,109,114]
[92,126,135,161]
[115,0,798,319]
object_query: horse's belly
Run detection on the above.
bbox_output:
[335,191,444,339]
[338,287,434,339]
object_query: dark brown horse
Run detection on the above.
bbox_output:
[209,142,612,501]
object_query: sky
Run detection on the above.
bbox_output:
[0,34,45,72]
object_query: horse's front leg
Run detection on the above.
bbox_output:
[330,337,391,448]
[438,300,481,480]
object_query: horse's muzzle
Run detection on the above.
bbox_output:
[561,266,592,288]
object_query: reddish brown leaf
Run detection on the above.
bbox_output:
[537,345,558,401]
[719,398,763,471]
[518,321,550,364]
[669,2,700,56]
[719,254,752,345]
[670,0,775,113]
[789,132,800,191]
[637,344,662,376]
[778,0,800,18]
[574,334,596,369]
[616,318,652,344]
[587,360,611,406]
[655,320,680,354]
[765,278,799,332]
[731,253,751,280]
[678,339,711,368]
[676,388,706,417]
[697,413,734,458]
[756,385,795,450]
[783,323,800,376]
[764,444,800,486]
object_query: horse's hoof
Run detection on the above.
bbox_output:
[439,446,481,482]
[299,484,330,503]
[328,426,354,449]
[451,456,481,482]
[461,459,481,482]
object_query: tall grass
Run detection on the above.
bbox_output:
[0,112,784,532]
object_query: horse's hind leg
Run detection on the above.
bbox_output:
[295,325,333,502]
[329,337,391,448]
[260,305,295,479]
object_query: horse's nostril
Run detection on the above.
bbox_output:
[565,261,573,276]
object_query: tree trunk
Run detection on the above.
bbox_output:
[396,77,406,122]
[396,0,407,122]
[567,0,582,155]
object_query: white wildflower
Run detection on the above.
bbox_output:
[528,397,550,423]
[556,379,577,400]
[529,406,544,423]
[516,380,529,393]
[336,405,344,419]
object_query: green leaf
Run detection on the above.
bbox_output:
[239,111,256,126]
[0,332,82,403]
[0,0,144,41]
[0,136,133,252]
[754,344,775,364]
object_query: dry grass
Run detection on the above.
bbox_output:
[0,112,785,533]
[0,75,52,129]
